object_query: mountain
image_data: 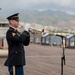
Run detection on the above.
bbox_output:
[19,10,75,29]
[1,9,75,29]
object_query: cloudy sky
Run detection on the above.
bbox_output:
[0,0,75,17]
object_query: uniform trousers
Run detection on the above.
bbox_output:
[8,65,24,75]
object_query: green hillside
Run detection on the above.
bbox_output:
[1,10,75,29]
[19,10,75,28]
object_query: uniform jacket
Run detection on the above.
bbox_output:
[4,27,30,66]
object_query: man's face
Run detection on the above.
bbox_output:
[9,20,19,28]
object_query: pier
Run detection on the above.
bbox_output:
[0,43,75,75]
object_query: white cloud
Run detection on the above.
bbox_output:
[52,0,72,6]
[0,0,75,14]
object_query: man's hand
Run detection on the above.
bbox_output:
[24,23,31,31]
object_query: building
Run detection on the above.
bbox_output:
[0,22,8,48]
[0,22,8,27]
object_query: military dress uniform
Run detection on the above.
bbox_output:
[4,13,30,75]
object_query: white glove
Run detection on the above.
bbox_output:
[24,23,31,31]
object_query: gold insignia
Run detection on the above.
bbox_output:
[12,33,16,36]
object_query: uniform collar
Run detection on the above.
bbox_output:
[9,25,17,30]
[9,25,17,31]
